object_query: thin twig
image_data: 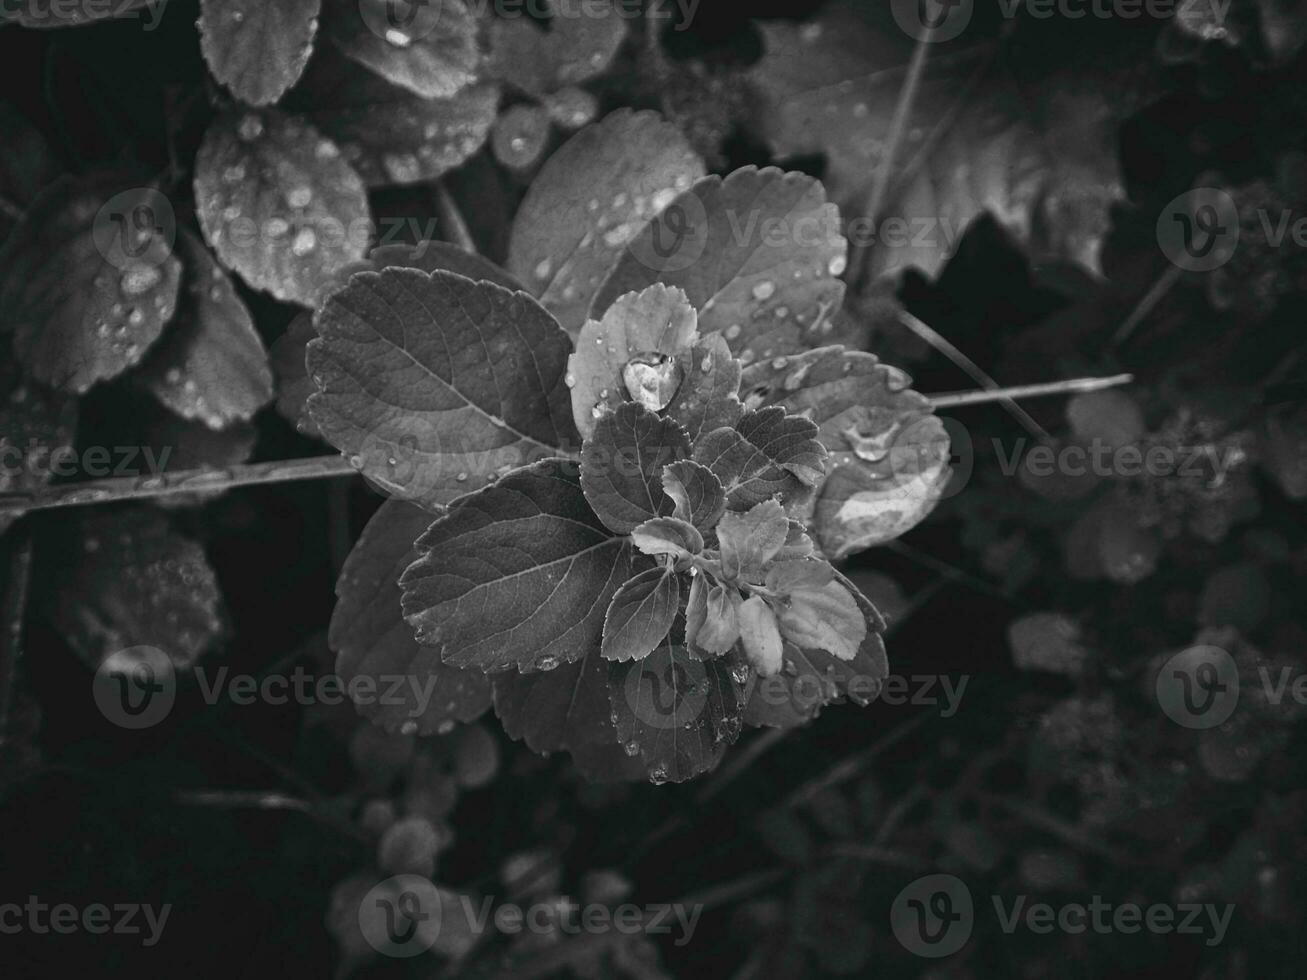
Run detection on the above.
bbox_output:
[0,531,34,761]
[1109,262,1184,350]
[0,454,359,515]
[983,794,1131,864]
[785,710,935,810]
[175,789,313,812]
[899,310,1050,439]
[434,181,477,254]
[928,373,1134,409]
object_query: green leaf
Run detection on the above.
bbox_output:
[367,241,525,291]
[694,407,826,511]
[0,178,181,393]
[400,460,645,673]
[663,333,744,443]
[580,403,691,534]
[769,567,865,662]
[42,508,226,672]
[591,166,847,353]
[717,499,789,584]
[741,346,950,558]
[608,638,746,783]
[199,0,321,107]
[195,109,371,307]
[509,110,705,338]
[567,283,699,440]
[292,48,498,187]
[737,595,783,677]
[630,517,703,561]
[324,0,478,99]
[684,577,740,656]
[486,1,628,95]
[307,269,577,508]
[602,566,679,663]
[331,499,491,735]
[136,230,273,429]
[661,460,726,532]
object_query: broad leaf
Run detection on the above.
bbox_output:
[199,0,321,106]
[367,241,524,291]
[0,362,77,534]
[195,109,371,307]
[768,565,865,662]
[486,1,627,95]
[307,269,577,507]
[324,0,478,99]
[591,167,848,352]
[609,639,746,783]
[0,178,181,393]
[741,346,951,558]
[136,230,273,429]
[293,49,498,187]
[509,110,705,338]
[568,284,699,440]
[663,333,744,443]
[331,499,491,734]
[661,460,726,532]
[400,460,645,672]
[630,517,703,561]
[684,577,741,656]
[693,407,826,511]
[738,595,783,676]
[42,508,226,671]
[580,403,690,534]
[717,499,789,584]
[601,566,679,663]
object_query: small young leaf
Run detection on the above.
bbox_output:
[195,109,371,307]
[608,638,745,783]
[0,178,181,393]
[292,49,498,187]
[401,460,645,673]
[694,407,826,510]
[684,577,741,656]
[486,2,627,95]
[509,110,705,338]
[602,566,680,663]
[630,517,703,561]
[592,167,847,348]
[136,230,273,429]
[568,284,699,439]
[661,460,726,532]
[737,595,783,677]
[199,0,321,107]
[491,103,552,171]
[771,572,865,662]
[307,270,577,508]
[324,0,478,99]
[331,499,491,734]
[663,333,744,443]
[580,403,691,534]
[717,499,789,584]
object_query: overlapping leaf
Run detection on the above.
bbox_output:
[199,0,321,106]
[601,566,679,663]
[580,403,690,534]
[485,0,627,96]
[693,407,826,511]
[324,0,478,99]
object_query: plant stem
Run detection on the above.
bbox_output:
[928,373,1134,408]
[434,181,477,254]
[0,530,34,764]
[1109,262,1184,349]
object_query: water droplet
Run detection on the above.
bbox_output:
[385,27,413,47]
[622,352,683,412]
[724,324,742,341]
[315,140,339,160]
[699,351,712,373]
[348,454,364,470]
[771,357,788,370]
[437,719,456,735]
[128,309,145,327]
[623,740,640,757]
[564,371,576,388]
[455,471,469,483]
[751,280,775,301]
[535,655,560,671]
[534,258,552,281]
[266,217,290,238]
[292,227,317,256]
[237,114,264,141]
[382,152,421,183]
[120,265,161,297]
[828,254,848,276]
[287,186,313,209]
[648,766,669,786]
[400,720,419,736]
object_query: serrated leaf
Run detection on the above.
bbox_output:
[43,508,225,671]
[741,346,950,558]
[0,178,181,393]
[580,403,690,534]
[199,0,321,107]
[743,572,887,729]
[509,110,705,338]
[693,407,825,511]
[324,0,478,99]
[271,311,320,437]
[486,1,627,94]
[608,638,745,783]
[591,167,847,352]
[136,230,273,429]
[770,570,865,662]
[293,48,498,187]
[492,646,645,783]
[717,499,789,584]
[400,460,644,672]
[602,566,679,663]
[630,517,703,561]
[1,0,156,28]
[663,333,743,443]
[368,241,525,291]
[195,109,371,307]
[307,269,577,508]
[738,595,783,677]
[684,577,740,656]
[661,460,725,532]
[568,284,699,440]
[331,499,491,734]
[0,363,77,535]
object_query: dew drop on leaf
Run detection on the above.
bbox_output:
[751,280,776,301]
[237,113,264,141]
[120,264,162,297]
